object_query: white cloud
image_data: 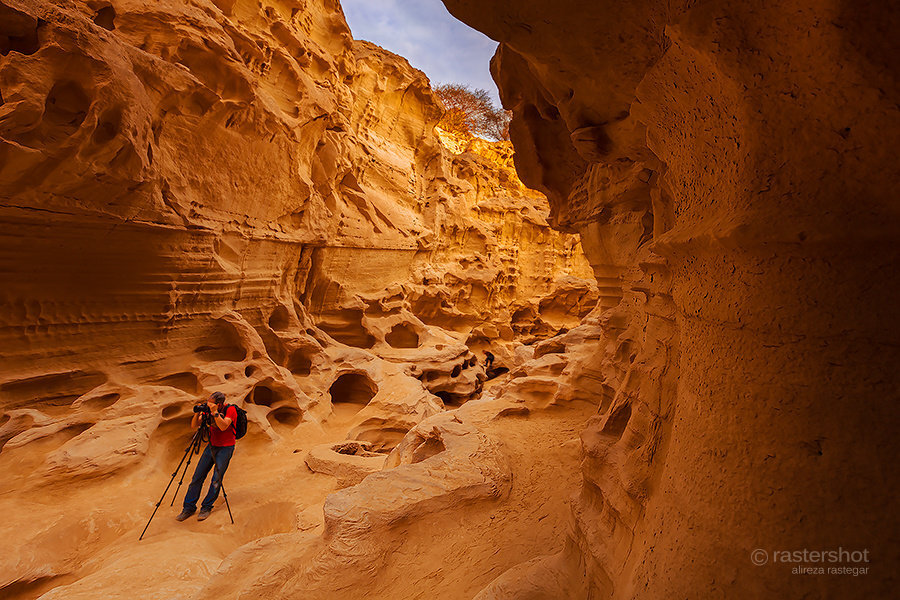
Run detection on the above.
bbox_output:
[341,0,501,106]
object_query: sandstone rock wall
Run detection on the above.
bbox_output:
[0,0,592,458]
[1,0,363,436]
[3,0,893,598]
[441,0,899,597]
[0,2,596,593]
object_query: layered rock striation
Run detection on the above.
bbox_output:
[0,1,594,595]
[0,0,593,459]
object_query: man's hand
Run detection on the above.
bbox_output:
[206,399,218,413]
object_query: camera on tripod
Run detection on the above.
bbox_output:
[140,397,234,540]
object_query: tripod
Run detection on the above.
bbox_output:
[139,412,234,540]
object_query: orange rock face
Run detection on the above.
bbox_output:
[2,0,896,598]
[0,0,591,452]
[441,0,899,597]
[0,1,594,596]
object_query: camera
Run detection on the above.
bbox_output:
[193,403,210,414]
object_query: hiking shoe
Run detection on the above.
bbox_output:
[197,508,212,521]
[175,509,195,522]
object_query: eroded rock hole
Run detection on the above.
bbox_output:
[267,406,300,429]
[268,305,291,331]
[58,423,93,442]
[286,349,313,376]
[0,370,107,410]
[613,340,634,364]
[161,404,181,419]
[512,307,534,323]
[535,340,566,358]
[450,365,461,378]
[155,372,200,394]
[385,323,419,348]
[486,366,509,380]
[44,81,90,136]
[82,392,120,410]
[316,310,376,348]
[93,6,116,31]
[194,320,246,362]
[434,391,460,407]
[329,373,377,406]
[92,107,121,144]
[603,403,632,440]
[246,385,277,407]
[411,436,446,463]
[0,9,40,56]
[150,416,195,464]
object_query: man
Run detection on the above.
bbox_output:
[176,391,237,522]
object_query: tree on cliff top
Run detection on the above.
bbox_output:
[435,83,511,141]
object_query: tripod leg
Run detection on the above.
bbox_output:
[170,430,203,507]
[139,427,202,541]
[218,480,235,524]
[219,479,235,525]
[209,447,235,525]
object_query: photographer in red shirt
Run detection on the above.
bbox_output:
[176,391,237,522]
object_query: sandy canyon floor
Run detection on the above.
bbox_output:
[1,377,594,600]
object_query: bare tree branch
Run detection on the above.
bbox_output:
[435,83,510,141]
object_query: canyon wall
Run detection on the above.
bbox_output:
[0,0,593,454]
[2,0,896,598]
[441,0,899,597]
[0,1,595,594]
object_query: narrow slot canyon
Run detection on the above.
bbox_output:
[0,1,896,599]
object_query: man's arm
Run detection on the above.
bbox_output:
[191,411,201,430]
[211,410,233,431]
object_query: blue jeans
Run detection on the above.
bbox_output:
[183,444,234,511]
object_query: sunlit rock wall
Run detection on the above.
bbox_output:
[301,119,597,353]
[1,0,362,422]
[0,0,593,464]
[442,0,899,597]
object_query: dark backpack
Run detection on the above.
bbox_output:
[228,404,248,440]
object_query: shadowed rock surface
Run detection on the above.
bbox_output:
[440,0,900,598]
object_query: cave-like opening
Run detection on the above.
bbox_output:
[329,373,378,406]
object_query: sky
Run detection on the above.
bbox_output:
[341,0,502,106]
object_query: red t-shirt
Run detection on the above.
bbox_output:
[209,405,238,447]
